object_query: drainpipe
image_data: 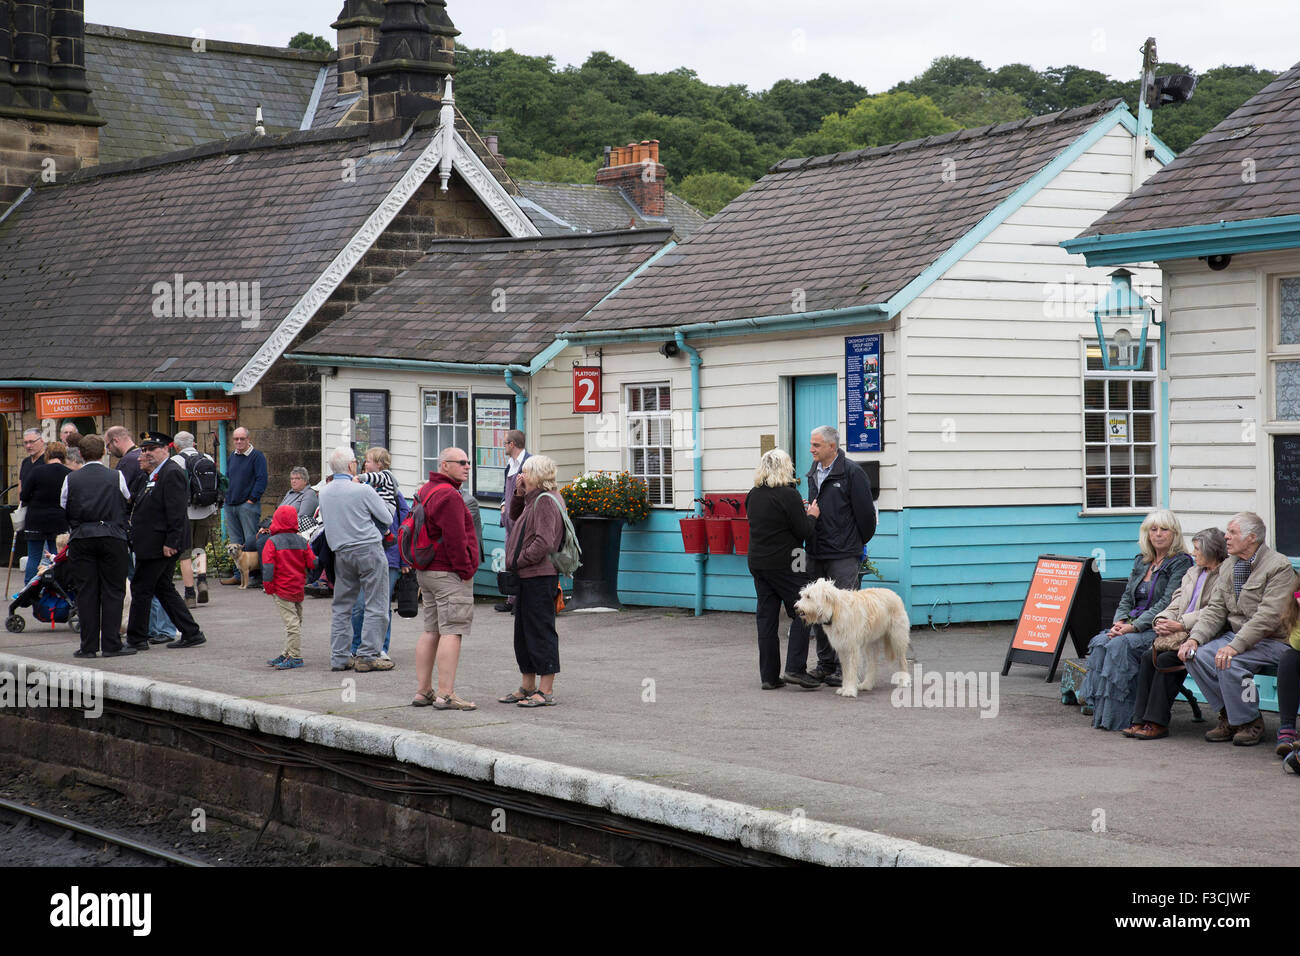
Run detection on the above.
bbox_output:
[504,369,526,429]
[675,331,705,617]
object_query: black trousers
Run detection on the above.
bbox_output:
[807,556,859,671]
[68,536,129,655]
[1131,647,1191,727]
[126,554,199,645]
[513,575,560,676]
[751,566,812,683]
[1278,647,1300,732]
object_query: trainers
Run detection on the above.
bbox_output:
[330,659,354,672]
[267,654,288,667]
[1205,709,1237,743]
[274,657,304,670]
[1276,730,1299,757]
[494,602,512,612]
[354,656,394,672]
[782,670,822,689]
[1285,750,1300,775]
[1232,716,1266,746]
[810,666,842,688]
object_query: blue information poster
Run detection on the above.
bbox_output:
[844,334,883,453]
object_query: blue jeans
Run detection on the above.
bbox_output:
[24,534,57,585]
[224,501,261,548]
[352,567,399,655]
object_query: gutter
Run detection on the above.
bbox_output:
[560,302,890,346]
[284,354,530,375]
[1060,214,1300,267]
[0,380,233,391]
[674,331,706,618]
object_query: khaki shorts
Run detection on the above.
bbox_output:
[417,570,473,637]
[190,514,216,552]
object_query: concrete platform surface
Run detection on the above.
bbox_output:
[3,585,1296,866]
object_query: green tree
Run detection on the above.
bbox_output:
[507,152,602,183]
[932,85,1031,127]
[672,171,753,216]
[791,91,958,157]
[762,74,870,137]
[287,32,332,54]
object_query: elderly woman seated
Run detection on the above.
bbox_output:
[1079,510,1193,730]
[1121,527,1227,739]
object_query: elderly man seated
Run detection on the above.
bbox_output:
[1180,511,1293,746]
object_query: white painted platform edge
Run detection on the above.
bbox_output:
[0,655,1001,867]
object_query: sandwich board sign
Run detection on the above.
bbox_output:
[1002,555,1100,682]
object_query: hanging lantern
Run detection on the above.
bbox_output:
[1092,269,1154,371]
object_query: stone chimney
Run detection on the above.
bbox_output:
[0,0,102,219]
[358,0,457,134]
[331,0,384,99]
[596,140,666,217]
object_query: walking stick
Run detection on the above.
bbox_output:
[1,483,18,600]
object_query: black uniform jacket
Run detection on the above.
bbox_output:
[129,458,192,558]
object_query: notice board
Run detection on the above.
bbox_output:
[1002,555,1101,682]
[844,333,883,453]
[1274,434,1300,557]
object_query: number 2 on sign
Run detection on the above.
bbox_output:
[573,367,601,413]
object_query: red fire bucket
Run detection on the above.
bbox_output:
[680,517,708,554]
[730,517,750,555]
[705,518,733,555]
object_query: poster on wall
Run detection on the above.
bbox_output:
[844,334,883,453]
[473,394,515,499]
[350,390,389,463]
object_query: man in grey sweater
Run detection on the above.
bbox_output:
[318,447,395,672]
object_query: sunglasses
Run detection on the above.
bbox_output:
[442,459,470,467]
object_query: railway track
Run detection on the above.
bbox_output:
[0,796,210,867]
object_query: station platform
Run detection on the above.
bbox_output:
[2,584,1296,866]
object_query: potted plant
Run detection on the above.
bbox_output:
[559,471,650,610]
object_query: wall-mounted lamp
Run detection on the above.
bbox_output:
[658,341,680,358]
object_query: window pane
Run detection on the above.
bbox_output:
[1133,447,1154,474]
[1132,414,1154,443]
[628,388,643,413]
[455,393,469,424]
[1276,360,1300,420]
[1087,478,1108,508]
[1282,278,1300,345]
[1135,477,1154,507]
[1086,447,1108,475]
[1111,477,1131,508]
[1108,380,1129,409]
[631,448,645,472]
[1084,380,1105,409]
[1085,413,1106,443]
[1132,380,1153,409]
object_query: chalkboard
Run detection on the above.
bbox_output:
[1274,434,1300,556]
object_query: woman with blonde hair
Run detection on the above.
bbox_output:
[744,448,821,690]
[1079,509,1193,730]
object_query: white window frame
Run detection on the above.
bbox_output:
[1267,274,1300,426]
[421,387,470,481]
[625,382,673,508]
[1081,339,1159,513]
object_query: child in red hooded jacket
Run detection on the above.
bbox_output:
[263,505,316,669]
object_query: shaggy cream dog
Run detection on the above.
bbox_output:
[794,578,912,698]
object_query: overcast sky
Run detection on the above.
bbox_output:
[92,1,1293,93]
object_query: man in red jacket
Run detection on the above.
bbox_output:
[262,505,317,670]
[411,448,480,710]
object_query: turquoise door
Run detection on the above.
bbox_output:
[792,375,838,488]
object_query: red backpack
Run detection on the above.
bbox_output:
[398,484,448,570]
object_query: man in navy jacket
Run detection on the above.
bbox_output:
[803,425,877,686]
[222,425,268,562]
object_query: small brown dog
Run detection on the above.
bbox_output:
[236,549,260,589]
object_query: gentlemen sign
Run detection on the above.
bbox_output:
[174,399,238,421]
[0,389,23,413]
[35,390,110,418]
[573,367,601,414]
[1003,555,1100,681]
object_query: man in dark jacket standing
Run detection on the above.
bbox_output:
[804,425,877,686]
[61,434,133,658]
[124,433,206,650]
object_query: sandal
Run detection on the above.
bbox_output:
[498,686,534,704]
[412,689,436,707]
[518,690,556,708]
[433,692,477,711]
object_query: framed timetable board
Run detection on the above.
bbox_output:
[473,394,515,500]
[844,334,883,453]
[349,389,389,463]
[1274,434,1300,557]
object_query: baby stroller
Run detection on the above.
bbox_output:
[5,555,79,633]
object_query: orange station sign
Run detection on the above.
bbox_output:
[0,389,23,414]
[35,390,111,418]
[1004,555,1099,682]
[174,399,238,422]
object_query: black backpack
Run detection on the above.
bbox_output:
[184,451,221,507]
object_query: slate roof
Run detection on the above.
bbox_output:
[1079,62,1300,236]
[572,100,1125,333]
[293,230,673,366]
[516,181,707,240]
[85,24,329,163]
[0,123,439,385]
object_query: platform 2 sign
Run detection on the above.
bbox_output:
[1002,555,1101,682]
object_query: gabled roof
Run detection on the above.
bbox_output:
[85,24,330,163]
[291,229,673,368]
[570,100,1134,334]
[1077,62,1300,238]
[516,181,707,240]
